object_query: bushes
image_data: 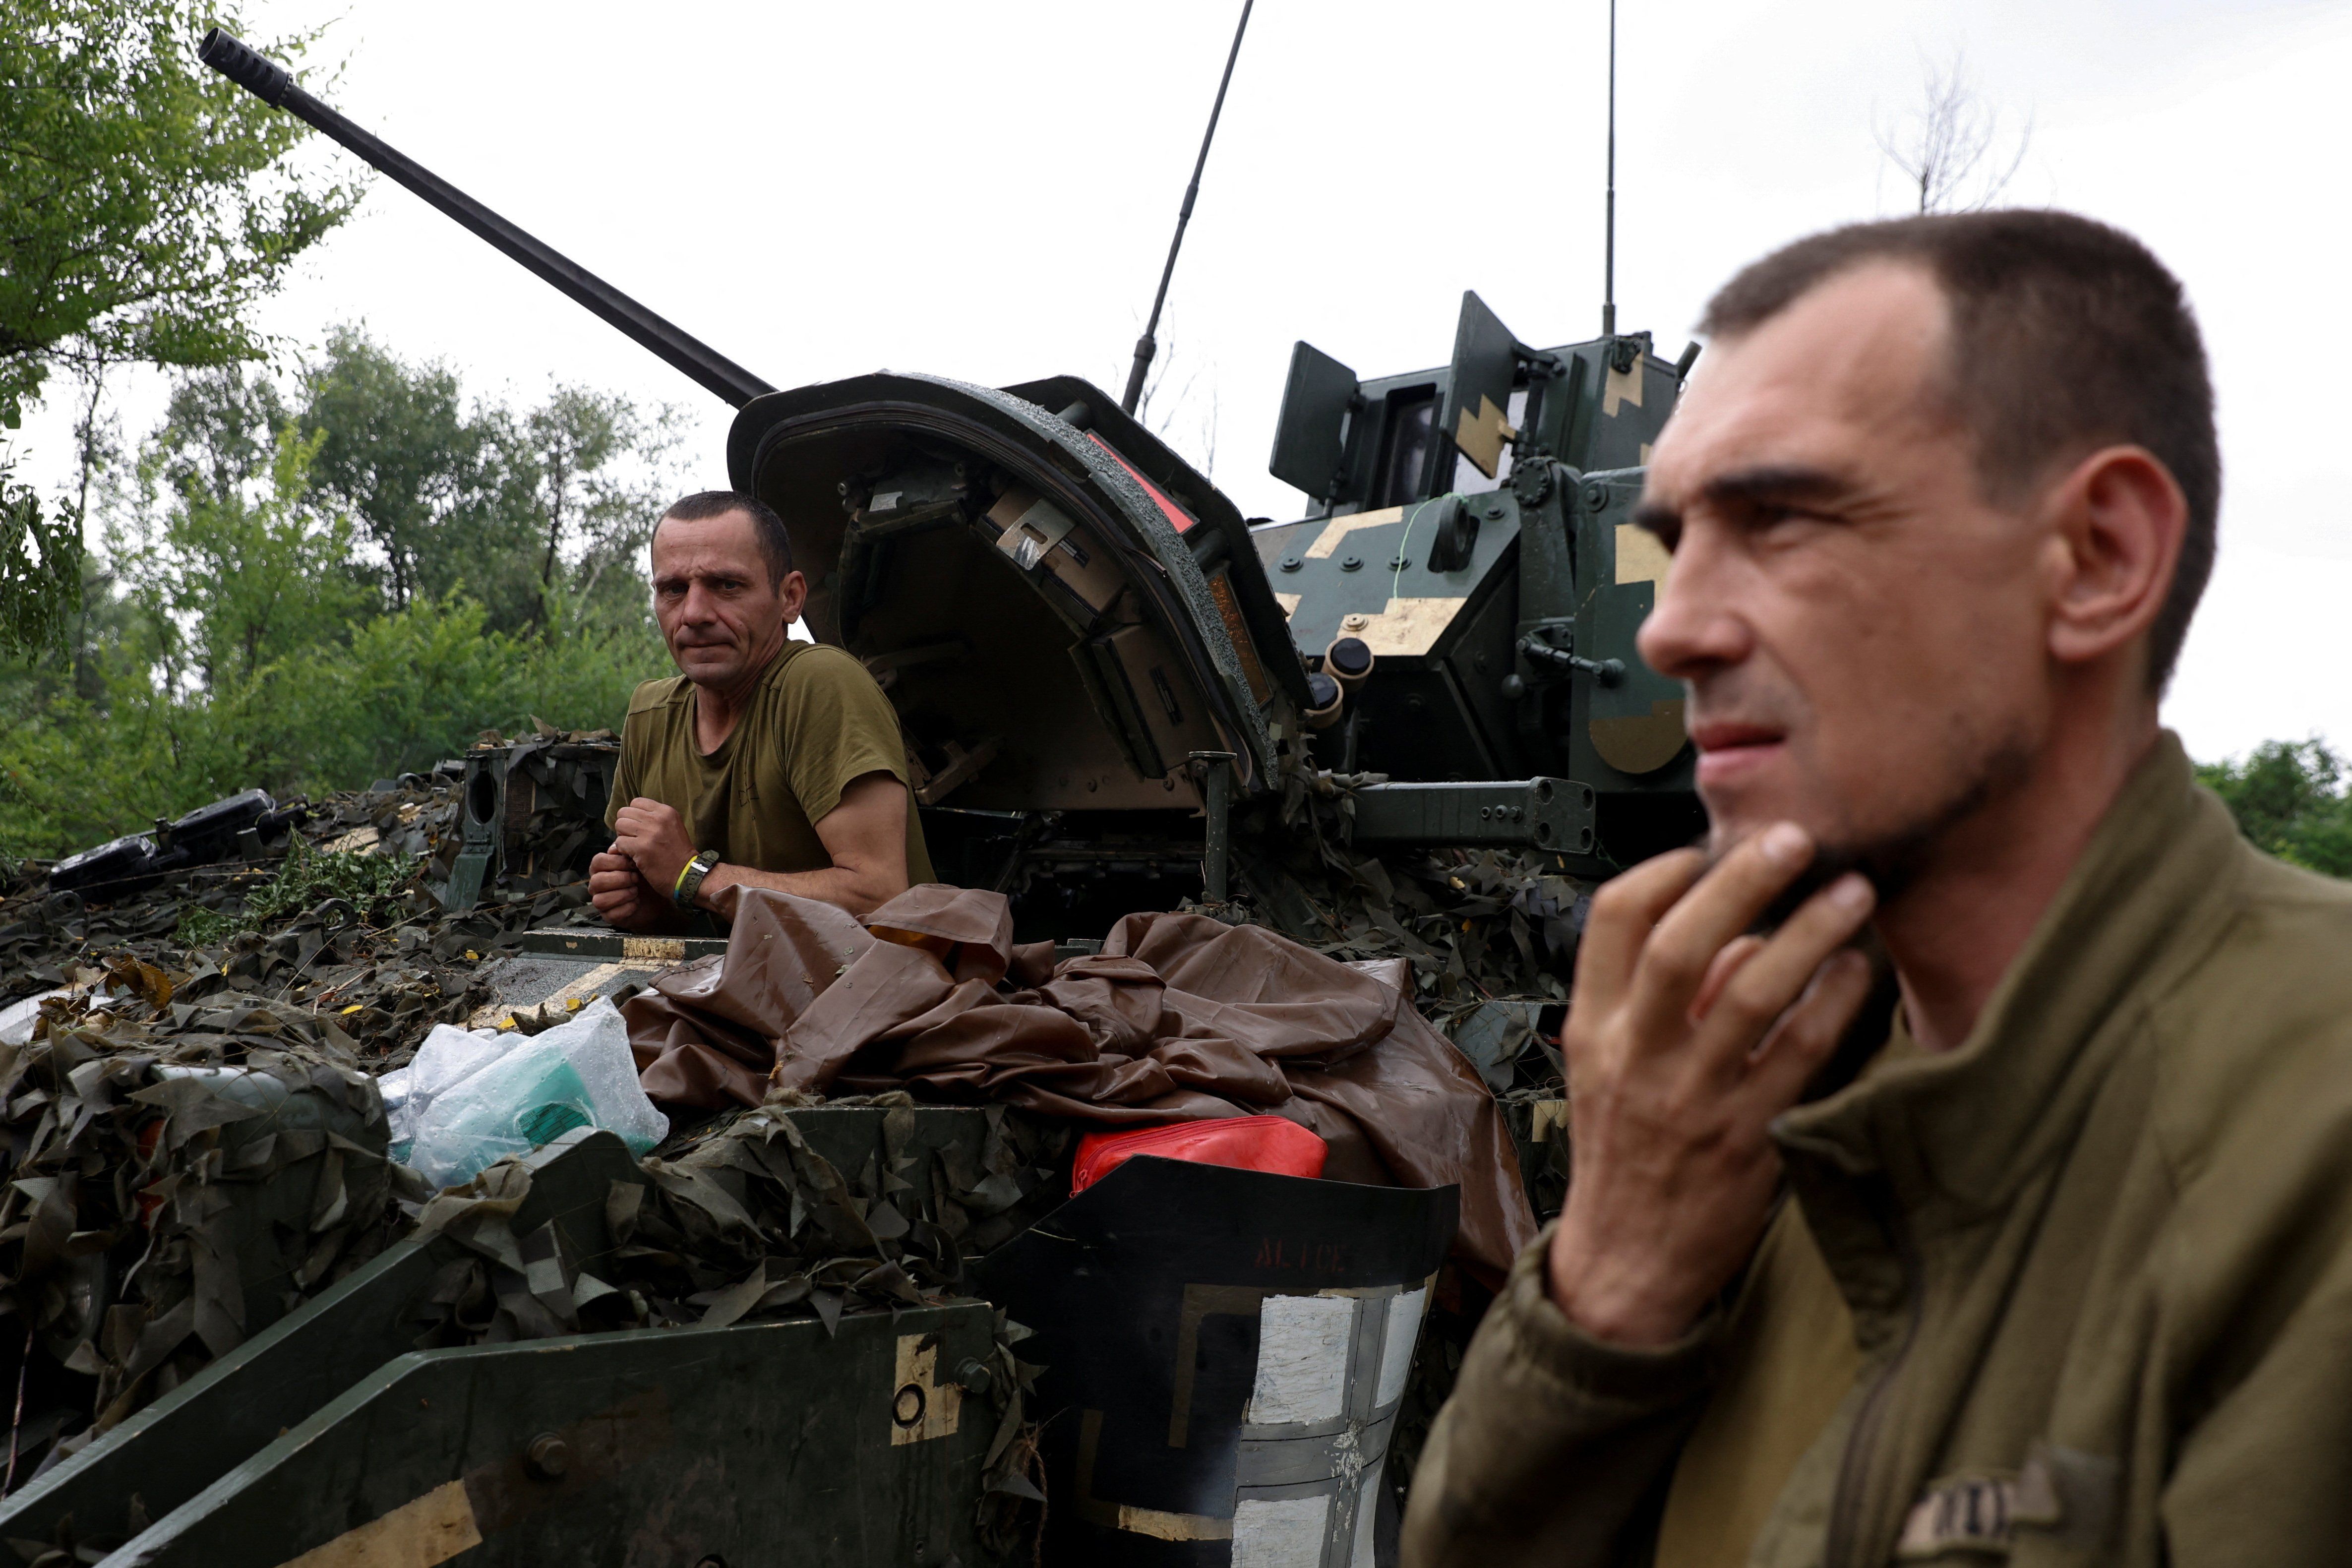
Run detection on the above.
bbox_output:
[2196,739,2352,878]
[0,596,665,858]
[0,330,678,861]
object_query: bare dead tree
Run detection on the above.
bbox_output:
[1118,310,1222,482]
[1876,48,2034,214]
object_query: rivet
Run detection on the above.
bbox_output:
[525,1434,569,1482]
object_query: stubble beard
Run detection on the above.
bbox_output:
[1727,721,2040,932]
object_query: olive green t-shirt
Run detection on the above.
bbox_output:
[604,640,935,888]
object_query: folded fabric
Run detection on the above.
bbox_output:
[620,884,1537,1280]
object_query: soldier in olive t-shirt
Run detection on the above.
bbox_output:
[593,488,928,929]
[604,639,934,888]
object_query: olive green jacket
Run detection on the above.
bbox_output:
[1403,733,2352,1567]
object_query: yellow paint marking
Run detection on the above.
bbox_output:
[273,1478,482,1568]
[1118,1504,1235,1541]
[1275,592,1303,618]
[1301,506,1404,560]
[1615,523,1672,588]
[890,1333,964,1446]
[557,961,625,1003]
[1603,361,1646,418]
[1453,394,1514,478]
[1345,596,1469,658]
[620,936,686,963]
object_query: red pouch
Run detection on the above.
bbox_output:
[1071,1115,1328,1194]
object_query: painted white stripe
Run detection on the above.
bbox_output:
[1246,1295,1354,1426]
[1351,1457,1388,1568]
[1233,1494,1332,1568]
[1376,1286,1429,1408]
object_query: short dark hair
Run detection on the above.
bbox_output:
[1699,210,2218,693]
[656,489,795,585]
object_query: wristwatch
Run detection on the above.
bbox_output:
[672,849,721,910]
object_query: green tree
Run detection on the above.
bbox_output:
[116,424,375,693]
[517,386,679,633]
[298,325,521,614]
[297,329,678,634]
[2197,738,2352,877]
[0,0,357,656]
[0,328,678,858]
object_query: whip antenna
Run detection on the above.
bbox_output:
[1121,0,1255,417]
[1602,0,1618,337]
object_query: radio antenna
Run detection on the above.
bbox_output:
[1602,0,1618,337]
[1121,0,1255,417]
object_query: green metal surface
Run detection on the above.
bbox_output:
[1349,777,1598,860]
[0,1129,645,1548]
[6,1111,1043,1560]
[1251,291,1704,869]
[516,929,729,962]
[120,1303,996,1567]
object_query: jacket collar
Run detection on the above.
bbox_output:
[1771,731,2247,1215]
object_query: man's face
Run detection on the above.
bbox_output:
[648,509,806,688]
[1636,262,2054,876]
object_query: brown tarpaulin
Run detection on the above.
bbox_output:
[621,885,1536,1280]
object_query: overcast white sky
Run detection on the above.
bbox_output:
[22,0,2352,763]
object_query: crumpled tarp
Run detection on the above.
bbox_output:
[621,885,1536,1280]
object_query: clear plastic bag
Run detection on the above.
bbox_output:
[390,998,668,1190]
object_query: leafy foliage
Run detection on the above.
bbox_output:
[0,462,82,656]
[176,838,417,945]
[0,0,359,653]
[2197,738,2352,877]
[0,329,680,859]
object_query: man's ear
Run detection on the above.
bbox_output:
[2043,445,2187,671]
[778,569,810,624]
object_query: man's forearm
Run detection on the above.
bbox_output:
[698,859,904,918]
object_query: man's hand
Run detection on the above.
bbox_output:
[589,847,668,932]
[1546,823,1877,1346]
[611,797,697,903]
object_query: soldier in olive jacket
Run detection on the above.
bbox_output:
[1402,213,2339,1567]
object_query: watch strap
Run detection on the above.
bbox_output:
[672,849,720,910]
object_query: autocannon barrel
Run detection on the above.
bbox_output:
[197,28,776,410]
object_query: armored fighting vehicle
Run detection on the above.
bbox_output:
[0,28,1699,1568]
[186,27,1697,942]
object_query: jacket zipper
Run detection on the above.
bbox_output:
[1822,1192,1923,1568]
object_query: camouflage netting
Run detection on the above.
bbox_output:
[0,958,408,1488]
[0,735,1583,1525]
[0,736,618,1061]
[393,1097,1067,1548]
[413,1100,1068,1344]
[0,735,621,1494]
[1224,753,1584,1094]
